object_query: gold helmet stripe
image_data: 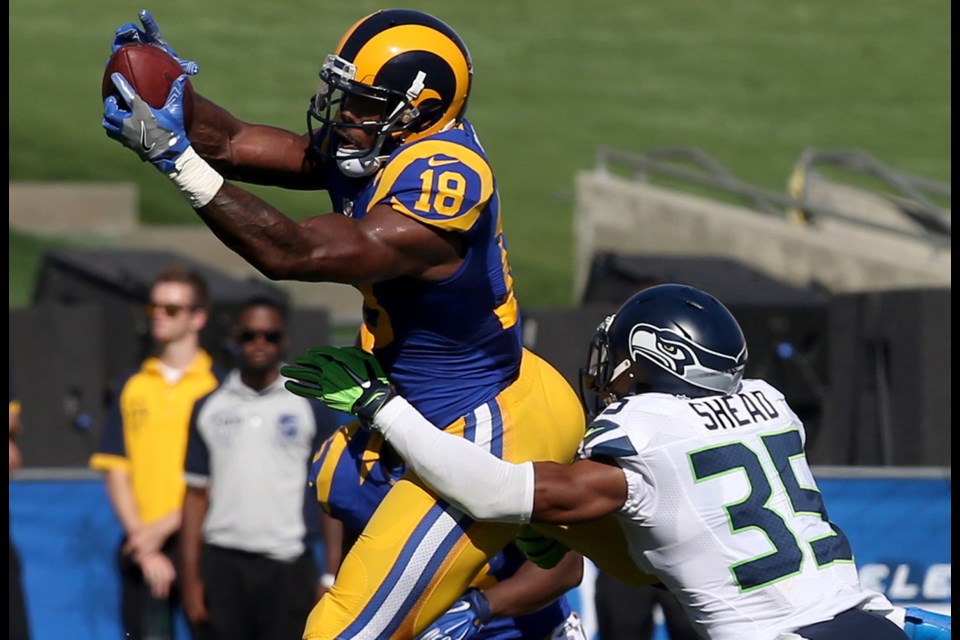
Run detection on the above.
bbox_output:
[354,24,470,113]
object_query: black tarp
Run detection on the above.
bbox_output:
[525,252,949,465]
[12,249,331,467]
[32,248,290,382]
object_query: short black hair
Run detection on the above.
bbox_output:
[238,296,288,321]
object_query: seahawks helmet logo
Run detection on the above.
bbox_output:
[628,323,744,394]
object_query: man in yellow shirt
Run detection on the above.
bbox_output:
[89,263,225,640]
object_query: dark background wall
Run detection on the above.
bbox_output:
[10,249,332,469]
[819,288,951,466]
[9,249,950,468]
[523,253,950,466]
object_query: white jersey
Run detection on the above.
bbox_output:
[580,379,893,640]
[184,369,339,561]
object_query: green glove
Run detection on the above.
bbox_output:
[281,346,394,421]
[515,526,570,570]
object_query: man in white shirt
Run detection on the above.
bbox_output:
[180,297,341,639]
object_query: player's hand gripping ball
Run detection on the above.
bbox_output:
[101,42,195,130]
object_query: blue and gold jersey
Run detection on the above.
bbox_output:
[330,119,522,427]
[307,121,586,640]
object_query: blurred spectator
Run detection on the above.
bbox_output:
[10,354,31,640]
[594,571,699,640]
[89,263,225,640]
[179,297,341,639]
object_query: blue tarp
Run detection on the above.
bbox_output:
[10,472,951,639]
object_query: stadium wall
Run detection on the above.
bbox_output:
[573,170,951,302]
[10,469,950,640]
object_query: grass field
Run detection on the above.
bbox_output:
[9,0,951,308]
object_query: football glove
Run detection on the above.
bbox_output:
[111,9,199,75]
[416,589,492,640]
[281,346,394,422]
[102,72,191,173]
[515,526,570,570]
[904,606,951,640]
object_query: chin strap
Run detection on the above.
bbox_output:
[334,71,429,178]
[336,150,384,178]
[334,128,399,178]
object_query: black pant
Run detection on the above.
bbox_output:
[9,539,31,640]
[118,533,193,640]
[197,543,318,640]
[795,608,908,639]
[594,571,700,640]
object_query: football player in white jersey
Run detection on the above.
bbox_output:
[282,284,950,640]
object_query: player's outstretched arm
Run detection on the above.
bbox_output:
[282,346,629,524]
[283,346,535,521]
[108,10,323,188]
[102,75,448,284]
[188,92,323,188]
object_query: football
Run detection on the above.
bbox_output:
[101,42,195,129]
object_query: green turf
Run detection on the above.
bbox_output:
[9,0,951,308]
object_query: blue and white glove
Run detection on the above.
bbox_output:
[416,589,493,640]
[102,72,191,173]
[904,606,951,640]
[102,72,223,208]
[111,9,199,75]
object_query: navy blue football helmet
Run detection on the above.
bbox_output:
[579,284,748,417]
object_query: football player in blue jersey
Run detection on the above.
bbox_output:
[101,8,588,639]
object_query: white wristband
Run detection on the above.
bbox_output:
[166,146,224,208]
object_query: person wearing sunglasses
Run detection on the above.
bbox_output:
[178,297,341,640]
[89,262,227,640]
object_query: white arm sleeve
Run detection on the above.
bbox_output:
[373,397,535,523]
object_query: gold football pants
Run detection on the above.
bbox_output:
[303,349,586,640]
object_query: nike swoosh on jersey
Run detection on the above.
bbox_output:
[583,418,620,440]
[427,157,458,167]
[583,426,607,439]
